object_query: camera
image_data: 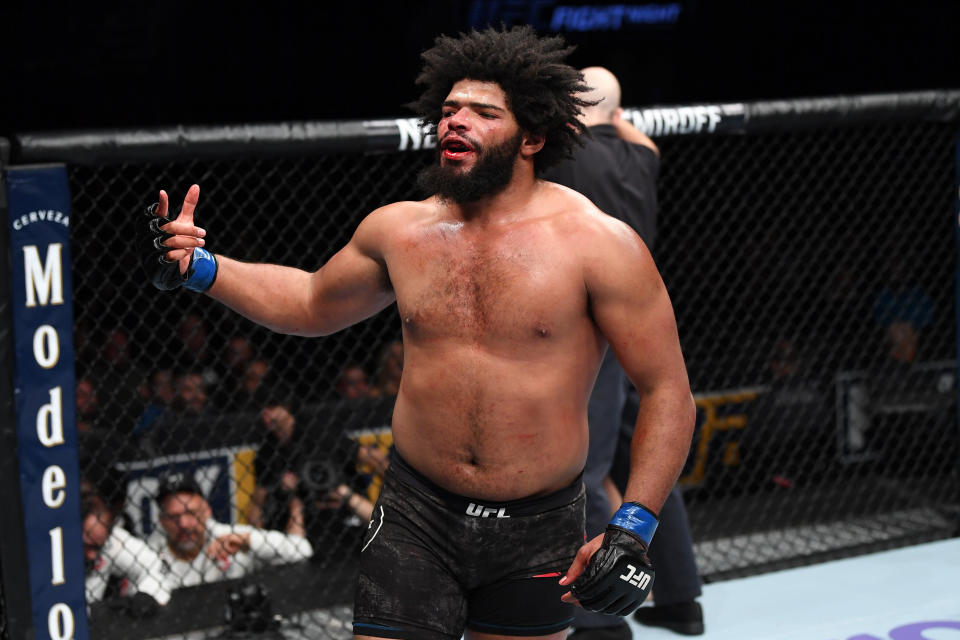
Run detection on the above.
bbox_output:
[223,582,281,635]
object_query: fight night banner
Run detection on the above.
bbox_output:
[6,165,89,640]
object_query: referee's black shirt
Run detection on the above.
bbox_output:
[543,124,660,252]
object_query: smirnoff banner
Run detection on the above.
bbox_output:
[6,165,88,640]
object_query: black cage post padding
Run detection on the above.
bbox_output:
[5,91,960,639]
[0,137,35,640]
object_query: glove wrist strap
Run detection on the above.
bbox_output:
[610,502,659,545]
[184,248,218,292]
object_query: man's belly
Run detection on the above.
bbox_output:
[389,364,592,500]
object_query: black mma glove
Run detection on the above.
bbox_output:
[570,502,657,616]
[141,202,218,292]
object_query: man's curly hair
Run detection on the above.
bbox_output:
[409,25,594,174]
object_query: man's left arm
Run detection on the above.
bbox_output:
[589,221,695,508]
[561,219,695,614]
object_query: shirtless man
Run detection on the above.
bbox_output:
[141,26,695,640]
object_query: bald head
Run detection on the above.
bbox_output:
[578,66,622,126]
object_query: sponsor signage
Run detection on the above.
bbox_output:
[381,103,747,153]
[6,165,88,640]
[118,447,253,538]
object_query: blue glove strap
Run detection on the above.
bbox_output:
[610,502,659,545]
[183,248,218,292]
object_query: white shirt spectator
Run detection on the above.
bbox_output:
[86,525,172,605]
[149,519,313,588]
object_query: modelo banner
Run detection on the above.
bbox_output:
[6,165,88,640]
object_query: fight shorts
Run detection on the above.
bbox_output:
[353,450,586,639]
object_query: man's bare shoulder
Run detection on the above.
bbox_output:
[362,199,437,228]
[354,199,439,248]
[540,181,645,251]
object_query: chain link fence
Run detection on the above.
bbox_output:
[70,152,423,639]
[3,93,960,638]
[655,119,960,578]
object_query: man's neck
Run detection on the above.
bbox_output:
[450,166,541,224]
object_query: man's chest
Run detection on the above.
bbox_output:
[385,227,587,342]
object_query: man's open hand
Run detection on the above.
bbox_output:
[142,185,217,291]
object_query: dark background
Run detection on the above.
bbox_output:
[2,0,958,136]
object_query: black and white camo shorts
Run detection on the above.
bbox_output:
[353,450,586,639]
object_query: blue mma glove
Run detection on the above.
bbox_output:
[570,502,657,616]
[141,202,218,292]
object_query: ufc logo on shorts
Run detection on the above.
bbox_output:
[619,564,651,590]
[465,503,510,518]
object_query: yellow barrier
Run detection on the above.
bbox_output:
[679,389,763,487]
[233,448,257,524]
[352,429,394,501]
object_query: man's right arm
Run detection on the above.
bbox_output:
[149,184,397,336]
[209,217,395,336]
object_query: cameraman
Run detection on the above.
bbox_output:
[249,404,375,539]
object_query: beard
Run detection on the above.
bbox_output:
[416,131,523,204]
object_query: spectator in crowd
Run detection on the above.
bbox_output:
[301,452,378,564]
[138,372,216,454]
[243,358,271,398]
[93,327,146,429]
[133,368,176,440]
[83,487,171,607]
[544,66,703,638]
[173,372,210,416]
[227,358,283,410]
[868,256,935,370]
[249,404,376,547]
[210,334,258,407]
[76,376,103,435]
[847,260,938,460]
[248,404,310,534]
[368,340,403,398]
[355,441,390,479]
[740,337,830,490]
[151,475,313,589]
[859,321,929,455]
[330,358,396,449]
[225,334,256,379]
[77,381,139,508]
[335,363,370,400]
[883,320,920,366]
[872,257,934,338]
[174,312,220,387]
